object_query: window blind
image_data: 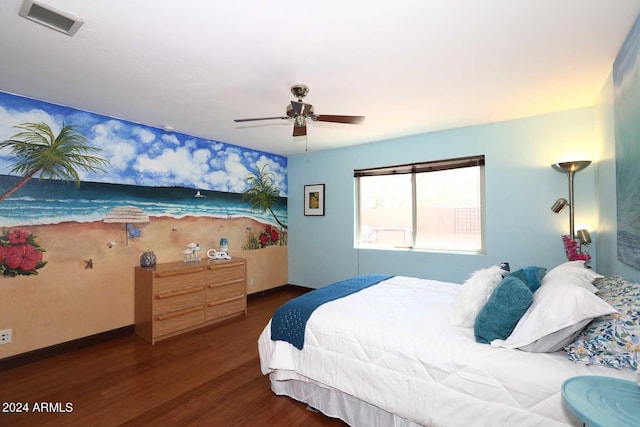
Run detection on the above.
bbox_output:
[353,154,485,177]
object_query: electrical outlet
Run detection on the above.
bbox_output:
[0,329,12,344]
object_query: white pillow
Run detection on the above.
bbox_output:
[517,319,591,352]
[450,265,508,327]
[490,276,616,352]
[541,261,603,293]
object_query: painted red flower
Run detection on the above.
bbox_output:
[7,230,29,244]
[0,246,7,262]
[4,244,43,271]
[260,234,269,247]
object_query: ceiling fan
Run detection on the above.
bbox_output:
[234,84,365,137]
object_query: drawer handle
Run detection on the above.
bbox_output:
[155,305,204,321]
[155,286,204,299]
[207,295,245,307]
[207,262,244,270]
[207,278,244,288]
[155,267,205,278]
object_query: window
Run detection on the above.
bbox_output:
[355,155,485,252]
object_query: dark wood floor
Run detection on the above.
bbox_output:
[0,288,348,426]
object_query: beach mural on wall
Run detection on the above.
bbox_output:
[0,90,288,281]
[0,90,289,358]
[613,14,640,271]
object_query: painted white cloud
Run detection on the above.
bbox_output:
[88,120,138,172]
[208,151,224,171]
[203,149,251,193]
[134,146,213,189]
[132,127,156,144]
[106,141,138,172]
[0,105,58,146]
[0,106,60,174]
[91,119,123,139]
[183,138,197,149]
[205,170,233,192]
[162,133,180,146]
[224,151,252,192]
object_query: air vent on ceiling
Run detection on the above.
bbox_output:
[19,0,84,36]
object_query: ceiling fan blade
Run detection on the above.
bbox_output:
[234,116,288,123]
[293,124,307,137]
[315,114,365,124]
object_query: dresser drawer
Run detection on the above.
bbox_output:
[135,259,246,344]
[154,304,205,337]
[154,285,204,315]
[153,267,205,293]
[206,297,246,321]
[206,281,244,304]
[205,263,244,286]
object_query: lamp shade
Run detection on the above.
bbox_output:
[551,198,568,213]
[551,161,592,174]
[577,229,591,245]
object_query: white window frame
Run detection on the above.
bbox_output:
[354,154,486,253]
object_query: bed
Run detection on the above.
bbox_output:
[258,263,639,426]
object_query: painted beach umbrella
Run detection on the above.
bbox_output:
[103,205,150,244]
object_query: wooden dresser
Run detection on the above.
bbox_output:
[134,258,246,344]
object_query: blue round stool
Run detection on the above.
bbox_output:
[562,376,640,427]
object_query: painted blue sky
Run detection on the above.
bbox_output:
[0,91,288,196]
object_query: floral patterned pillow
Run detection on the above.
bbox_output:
[565,276,639,371]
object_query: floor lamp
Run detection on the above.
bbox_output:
[551,160,592,246]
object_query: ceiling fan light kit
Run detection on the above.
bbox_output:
[290,84,310,99]
[234,84,365,138]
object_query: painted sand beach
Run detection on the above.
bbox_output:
[0,214,287,357]
[18,215,288,294]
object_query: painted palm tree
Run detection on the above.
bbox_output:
[243,165,287,230]
[0,122,107,202]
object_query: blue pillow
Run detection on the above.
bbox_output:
[474,275,534,344]
[510,266,546,293]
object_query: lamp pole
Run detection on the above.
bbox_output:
[551,161,591,238]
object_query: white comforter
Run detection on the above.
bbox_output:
[258,276,635,427]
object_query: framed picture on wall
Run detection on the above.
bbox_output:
[304,184,325,216]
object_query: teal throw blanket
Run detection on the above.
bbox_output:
[271,274,393,350]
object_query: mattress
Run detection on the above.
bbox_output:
[258,276,636,426]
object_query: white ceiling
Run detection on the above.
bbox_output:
[0,1,639,157]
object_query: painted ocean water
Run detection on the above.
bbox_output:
[614,14,640,270]
[0,175,287,227]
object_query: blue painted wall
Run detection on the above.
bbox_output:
[288,108,599,287]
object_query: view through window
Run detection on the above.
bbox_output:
[355,155,485,252]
